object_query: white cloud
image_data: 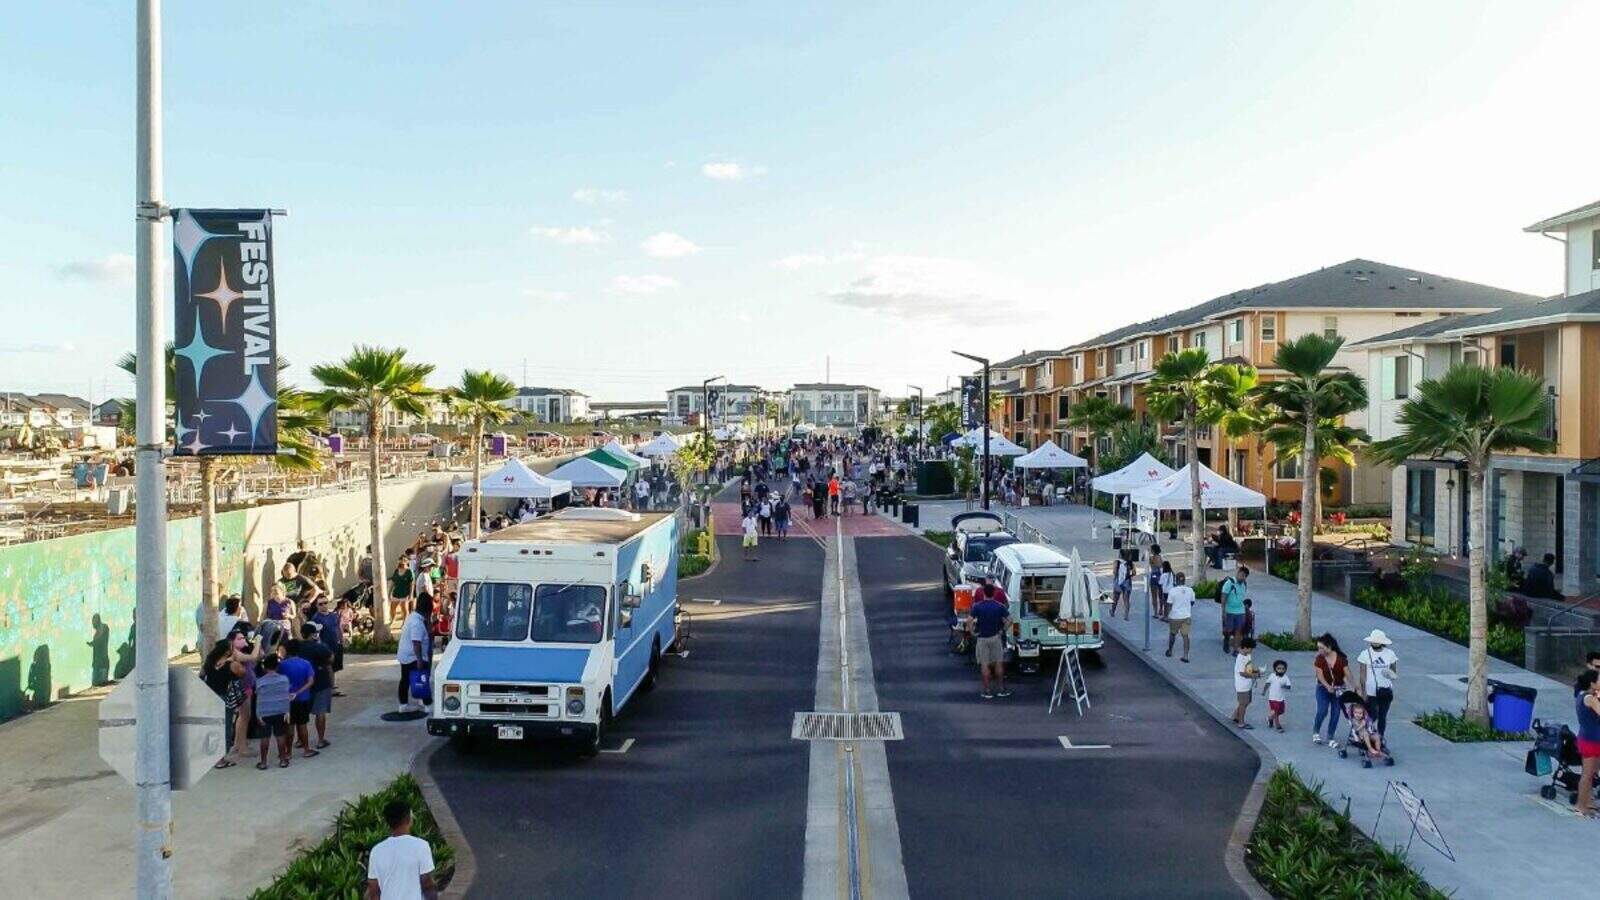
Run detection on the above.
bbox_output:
[701,161,766,181]
[773,247,867,270]
[825,255,1026,323]
[571,188,628,205]
[530,225,610,246]
[611,274,680,295]
[57,253,135,284]
[521,287,571,302]
[641,231,701,259]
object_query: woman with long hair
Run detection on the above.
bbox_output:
[1311,632,1348,748]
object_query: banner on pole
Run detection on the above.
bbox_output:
[170,209,278,455]
[960,376,981,429]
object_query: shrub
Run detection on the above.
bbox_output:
[1414,708,1531,743]
[1329,503,1391,519]
[1353,585,1526,665]
[347,634,398,655]
[1269,560,1299,583]
[680,553,711,578]
[250,773,454,899]
[1247,766,1444,899]
[1257,631,1318,652]
[923,530,954,549]
[1192,579,1220,600]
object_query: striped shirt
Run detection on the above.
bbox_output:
[254,672,292,718]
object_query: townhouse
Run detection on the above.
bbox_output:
[503,386,590,423]
[0,392,92,429]
[1354,199,1600,593]
[988,259,1537,506]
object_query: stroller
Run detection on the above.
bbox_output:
[1530,720,1600,806]
[1336,690,1395,768]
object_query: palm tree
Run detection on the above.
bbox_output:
[448,370,517,539]
[1067,395,1134,468]
[310,347,436,641]
[1252,335,1368,642]
[1144,350,1255,584]
[1369,364,1552,724]
[117,349,325,649]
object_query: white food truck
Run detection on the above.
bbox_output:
[427,507,679,754]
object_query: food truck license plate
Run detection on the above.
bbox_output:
[497,725,524,740]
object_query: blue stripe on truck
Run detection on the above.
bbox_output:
[446,645,591,683]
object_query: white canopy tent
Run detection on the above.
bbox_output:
[603,438,652,467]
[636,433,683,458]
[1091,452,1175,494]
[1013,439,1089,470]
[953,427,1027,457]
[1129,462,1266,511]
[451,457,571,499]
[548,456,628,489]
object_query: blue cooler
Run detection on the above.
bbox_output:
[1488,680,1537,733]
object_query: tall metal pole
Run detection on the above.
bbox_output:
[134,1,173,896]
[980,363,991,510]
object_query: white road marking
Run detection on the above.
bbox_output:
[1059,736,1112,750]
[600,738,635,755]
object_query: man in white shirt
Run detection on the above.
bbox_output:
[741,512,759,561]
[395,596,433,714]
[366,799,437,900]
[1356,629,1399,736]
[1163,571,1196,662]
[634,478,651,510]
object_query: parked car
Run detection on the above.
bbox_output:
[942,511,1018,595]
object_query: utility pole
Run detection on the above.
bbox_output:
[133,1,173,896]
[701,375,723,513]
[907,384,924,460]
[952,351,991,510]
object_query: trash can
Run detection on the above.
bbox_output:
[903,502,919,527]
[1489,680,1537,733]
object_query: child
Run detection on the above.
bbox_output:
[1232,638,1261,729]
[1158,561,1175,620]
[1347,699,1385,761]
[1263,659,1292,732]
[1239,598,1256,644]
[254,654,293,769]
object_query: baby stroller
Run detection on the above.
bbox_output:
[1337,690,1395,768]
[1530,720,1599,806]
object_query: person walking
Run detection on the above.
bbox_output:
[1355,629,1398,737]
[1146,545,1165,620]
[366,799,439,900]
[1157,560,1175,620]
[1219,565,1249,655]
[1263,659,1291,733]
[1574,670,1600,819]
[1231,637,1261,729]
[1163,571,1195,662]
[1311,633,1348,748]
[1110,556,1134,620]
[828,475,841,515]
[774,496,790,539]
[741,510,760,561]
[970,576,1012,699]
[758,495,773,536]
[396,596,434,715]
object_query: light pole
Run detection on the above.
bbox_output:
[134,2,173,896]
[701,375,724,498]
[952,351,991,510]
[907,385,924,460]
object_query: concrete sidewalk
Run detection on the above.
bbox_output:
[0,653,436,899]
[900,499,1591,900]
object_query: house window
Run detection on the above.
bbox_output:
[1592,230,1600,271]
[1167,336,1179,354]
[1097,350,1106,369]
[1072,355,1081,373]
[1499,341,1516,368]
[1260,315,1276,342]
[1394,355,1410,398]
[1323,316,1339,340]
[1275,453,1302,480]
[1057,395,1070,419]
[1405,468,1436,546]
[1462,348,1479,367]
[1013,398,1024,420]
[1228,319,1243,343]
[1194,331,1207,348]
[1138,341,1148,360]
[1115,347,1127,364]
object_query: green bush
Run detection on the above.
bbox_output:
[682,527,712,557]
[1330,503,1391,519]
[923,530,954,549]
[1353,586,1525,665]
[680,553,711,578]
[1247,766,1444,899]
[1413,708,1531,743]
[347,634,398,655]
[1269,560,1299,583]
[1257,631,1318,652]
[251,773,454,899]
[1192,579,1220,600]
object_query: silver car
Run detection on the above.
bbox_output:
[942,511,1018,596]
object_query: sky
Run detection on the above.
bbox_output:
[4,1,1599,405]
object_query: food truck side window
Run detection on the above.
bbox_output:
[1021,575,1065,619]
[456,582,534,641]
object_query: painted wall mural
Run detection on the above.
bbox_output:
[0,510,245,720]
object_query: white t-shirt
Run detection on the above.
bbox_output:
[1357,647,1398,693]
[1265,672,1292,702]
[742,515,758,537]
[1234,653,1257,692]
[1159,571,1175,592]
[414,570,435,598]
[397,613,431,665]
[367,834,434,900]
[1165,585,1196,620]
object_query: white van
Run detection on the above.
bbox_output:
[988,543,1104,672]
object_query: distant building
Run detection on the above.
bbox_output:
[503,387,590,423]
[0,392,90,429]
[330,396,467,432]
[664,383,764,426]
[93,399,125,427]
[786,383,880,428]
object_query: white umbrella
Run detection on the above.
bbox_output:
[1062,546,1095,622]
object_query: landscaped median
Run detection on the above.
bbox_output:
[251,773,454,899]
[681,525,714,578]
[1353,585,1526,665]
[1246,765,1444,899]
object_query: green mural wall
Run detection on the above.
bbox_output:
[0,510,245,720]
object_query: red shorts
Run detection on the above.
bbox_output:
[1578,737,1600,759]
[1268,700,1286,715]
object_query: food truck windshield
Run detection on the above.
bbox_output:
[455,581,606,644]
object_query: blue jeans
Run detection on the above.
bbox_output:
[1313,685,1341,739]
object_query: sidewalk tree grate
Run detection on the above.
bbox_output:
[791,711,903,741]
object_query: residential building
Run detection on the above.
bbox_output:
[93,399,125,427]
[0,392,91,429]
[329,396,465,433]
[503,386,590,423]
[786,383,880,428]
[664,383,764,426]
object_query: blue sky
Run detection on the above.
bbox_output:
[3,1,1598,403]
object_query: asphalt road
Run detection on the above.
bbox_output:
[855,534,1258,899]
[428,525,823,899]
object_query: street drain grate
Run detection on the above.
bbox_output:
[791,712,903,741]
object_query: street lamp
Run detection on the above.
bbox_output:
[951,351,991,510]
[907,384,924,460]
[701,375,724,493]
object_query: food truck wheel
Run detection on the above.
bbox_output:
[642,640,662,692]
[581,693,613,757]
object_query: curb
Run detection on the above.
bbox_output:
[1104,625,1276,900]
[410,740,477,899]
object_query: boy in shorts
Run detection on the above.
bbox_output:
[1232,638,1260,729]
[254,654,293,769]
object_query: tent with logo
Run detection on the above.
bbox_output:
[549,456,629,489]
[1089,452,1175,530]
[1013,439,1089,470]
[1128,462,1266,511]
[451,457,571,499]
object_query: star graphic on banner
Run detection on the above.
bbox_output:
[193,408,212,425]
[225,368,276,445]
[182,429,207,456]
[175,417,195,444]
[217,415,247,444]
[195,258,244,327]
[175,308,231,397]
[172,210,224,281]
